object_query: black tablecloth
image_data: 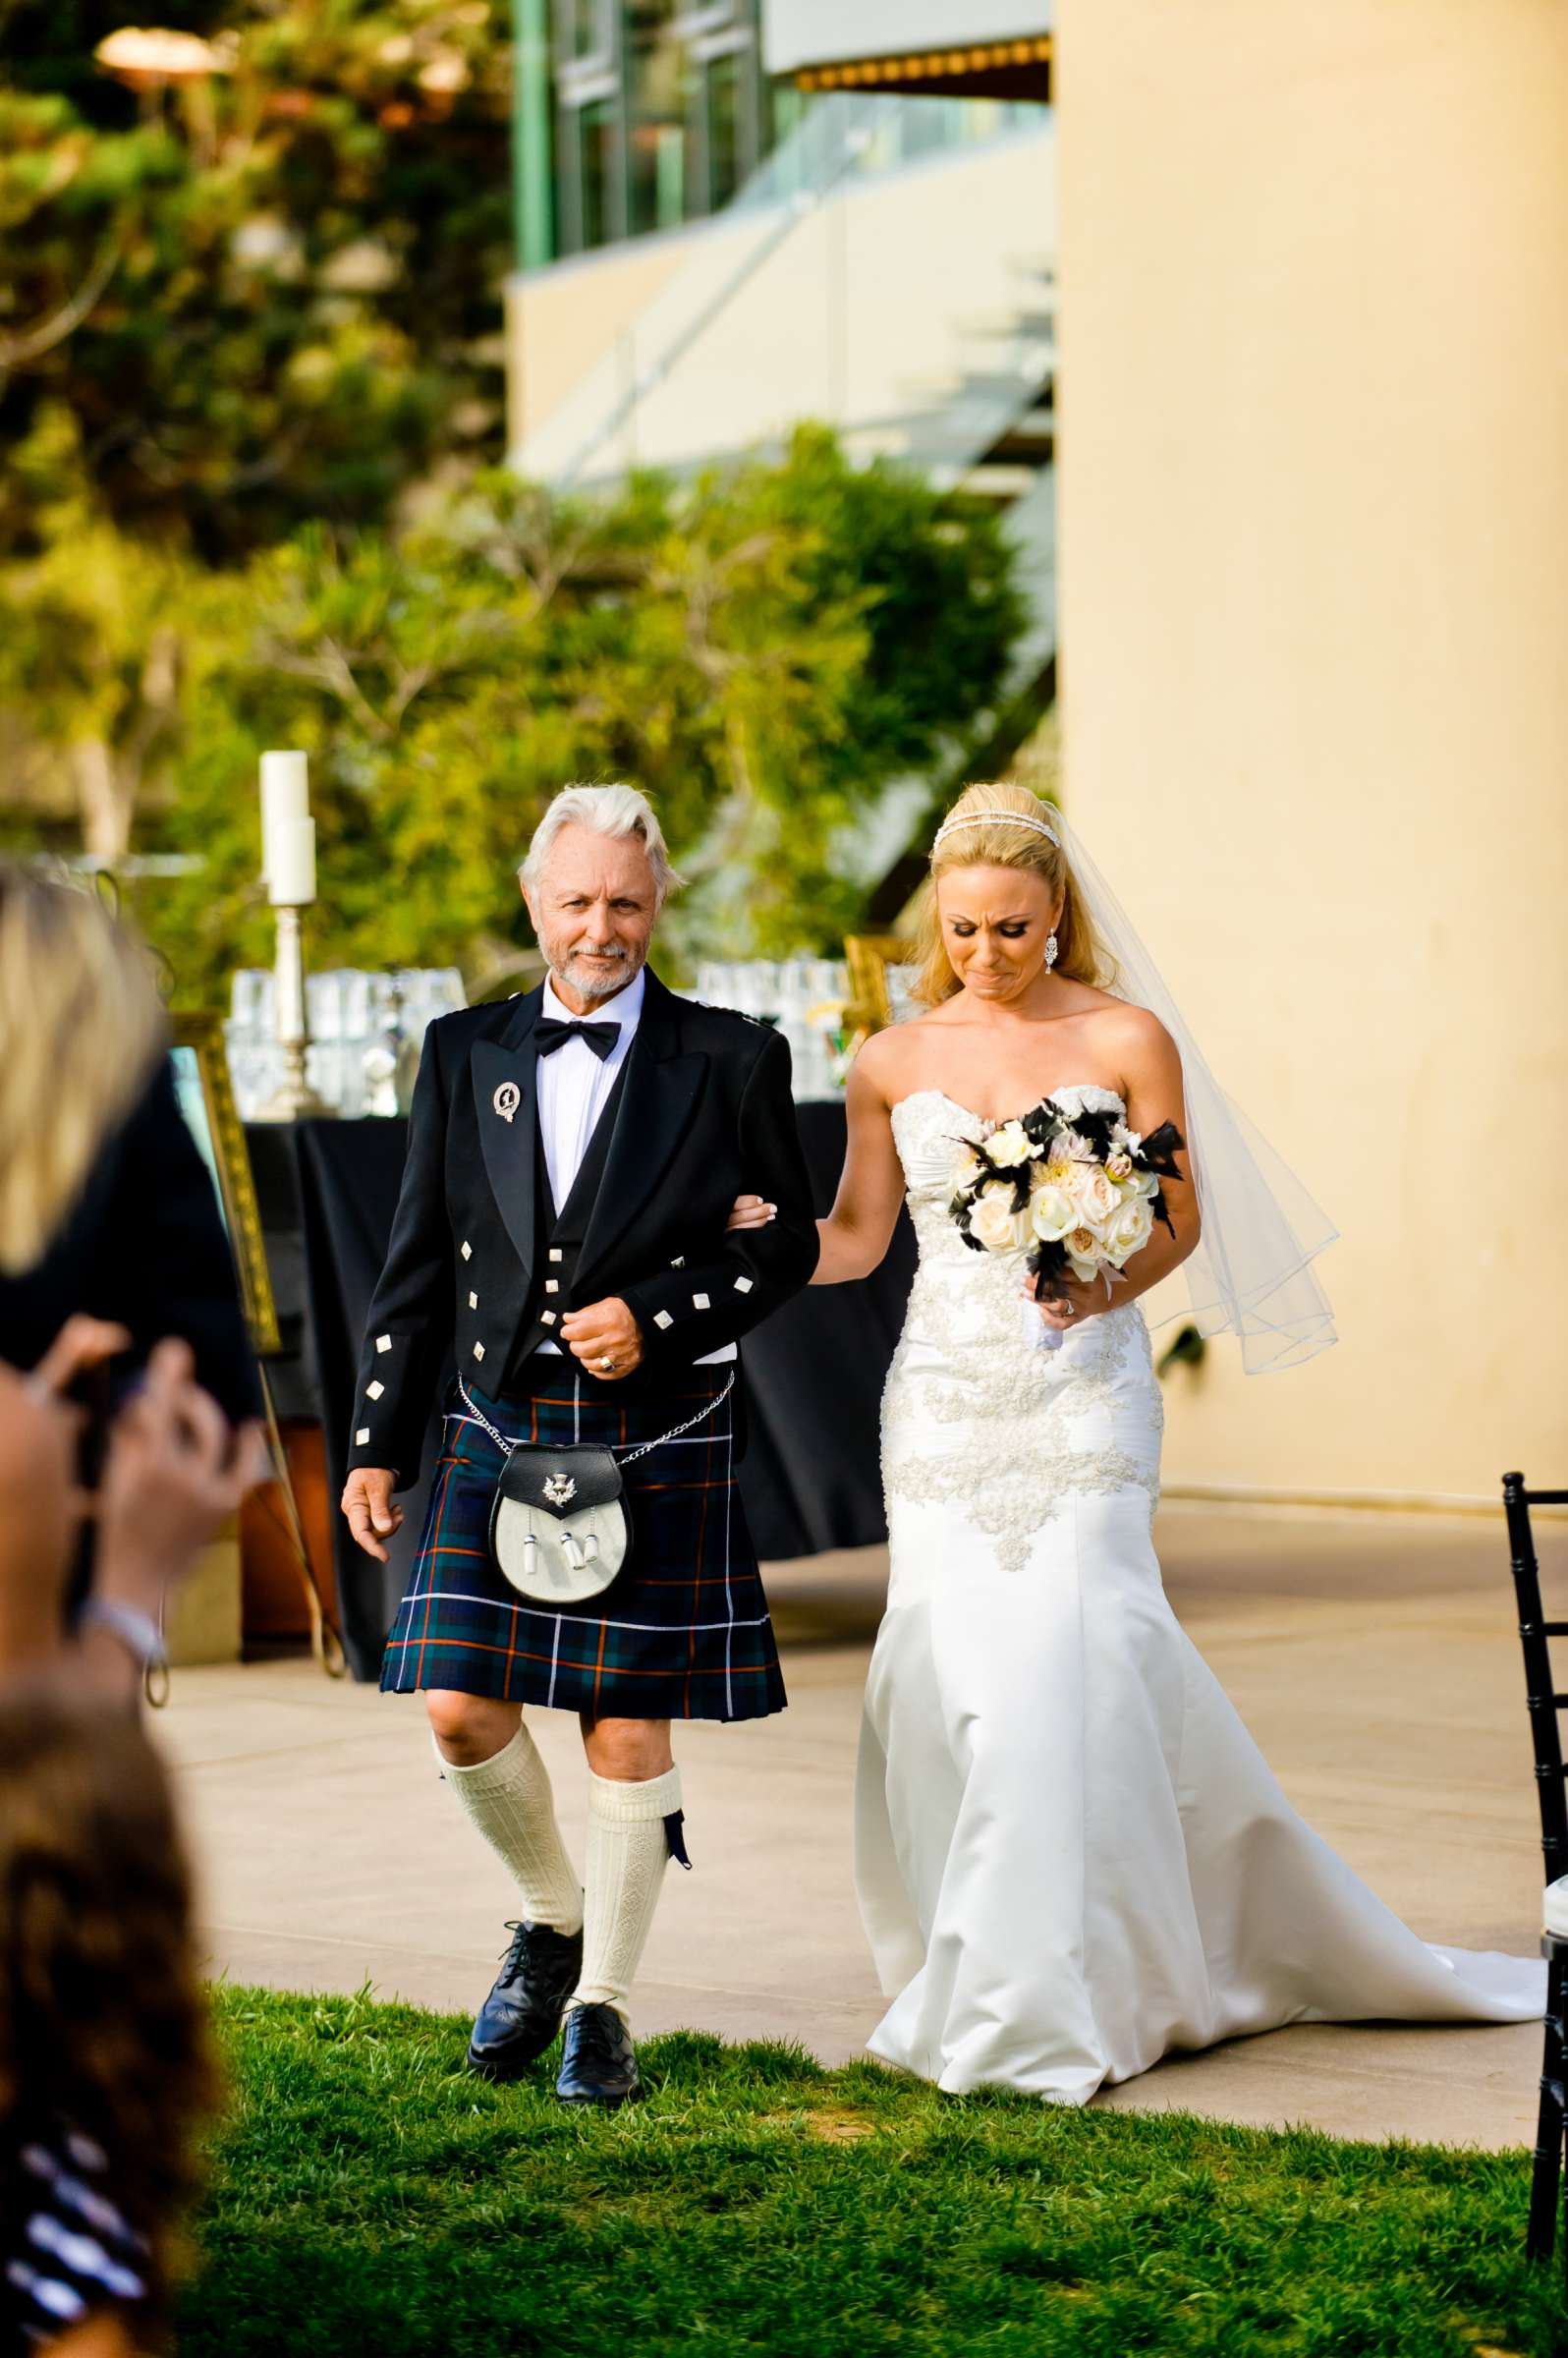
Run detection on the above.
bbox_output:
[246,1105,914,1680]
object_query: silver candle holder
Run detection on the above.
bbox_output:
[255,904,333,1122]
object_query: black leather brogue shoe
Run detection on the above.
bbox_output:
[467,1919,584,2080]
[554,2001,642,2107]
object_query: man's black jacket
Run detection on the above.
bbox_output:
[346,969,820,1489]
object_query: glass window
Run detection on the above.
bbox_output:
[579,98,618,249]
[703,49,741,211]
[627,0,691,237]
[561,0,609,62]
[552,0,787,253]
[767,78,806,160]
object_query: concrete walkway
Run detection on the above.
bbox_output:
[157,1502,1563,2149]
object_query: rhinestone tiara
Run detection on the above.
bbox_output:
[931,810,1060,855]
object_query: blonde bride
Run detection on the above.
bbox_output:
[794,780,1538,2100]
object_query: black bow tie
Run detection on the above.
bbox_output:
[535,1017,620,1062]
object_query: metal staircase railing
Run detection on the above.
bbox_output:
[514,90,1054,494]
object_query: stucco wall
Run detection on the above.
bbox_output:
[505,236,699,458]
[1055,1,1568,1501]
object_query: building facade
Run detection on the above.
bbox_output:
[507,0,1568,1509]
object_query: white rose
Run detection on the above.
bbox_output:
[969,1184,1031,1256]
[983,1120,1038,1169]
[1029,1180,1077,1244]
[1066,1226,1103,1283]
[1134,1168,1161,1201]
[1070,1164,1122,1229]
[1103,1198,1154,1265]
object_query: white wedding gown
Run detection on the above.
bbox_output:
[856,1085,1542,2100]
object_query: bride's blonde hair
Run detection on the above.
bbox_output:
[0,865,166,1273]
[909,781,1113,1008]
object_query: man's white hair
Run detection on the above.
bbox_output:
[520,783,681,905]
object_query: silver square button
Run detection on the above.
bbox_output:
[366,1380,385,1401]
[653,1311,674,1330]
[375,1333,392,1353]
[540,1310,557,1325]
[733,1276,755,1294]
[473,1341,484,1361]
[545,1279,559,1294]
[693,1291,710,1311]
[355,1428,370,1446]
[469,1291,477,1309]
[548,1248,564,1263]
[461,1241,473,1262]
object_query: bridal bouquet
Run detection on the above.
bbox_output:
[950,1097,1186,1344]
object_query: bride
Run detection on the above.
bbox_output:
[777,779,1539,2100]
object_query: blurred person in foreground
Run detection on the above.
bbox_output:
[0,863,259,1431]
[0,1332,264,2355]
[341,784,817,2109]
[0,861,266,2348]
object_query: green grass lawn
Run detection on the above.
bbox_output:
[179,1986,1564,2358]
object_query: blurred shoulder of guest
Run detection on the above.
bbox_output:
[0,863,259,1423]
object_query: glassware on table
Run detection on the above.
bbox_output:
[226,963,467,1119]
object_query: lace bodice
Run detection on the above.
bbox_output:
[880,1087,1162,1571]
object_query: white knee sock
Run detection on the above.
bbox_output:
[572,1765,684,2021]
[437,1725,584,1937]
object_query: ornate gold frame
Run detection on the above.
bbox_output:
[844,933,919,1039]
[170,1012,281,1357]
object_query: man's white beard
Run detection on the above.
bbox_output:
[548,940,645,1001]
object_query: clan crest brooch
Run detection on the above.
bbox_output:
[492,1081,522,1124]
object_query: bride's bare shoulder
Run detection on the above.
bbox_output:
[849,1012,945,1104]
[1079,987,1173,1053]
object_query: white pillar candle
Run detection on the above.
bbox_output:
[268,814,316,907]
[259,750,309,885]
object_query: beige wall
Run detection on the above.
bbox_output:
[1055,1,1568,1502]
[505,236,697,458]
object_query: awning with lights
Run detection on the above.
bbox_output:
[762,2,1050,99]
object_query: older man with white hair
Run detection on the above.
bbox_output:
[340,784,818,2106]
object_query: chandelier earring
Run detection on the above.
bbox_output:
[1044,931,1059,974]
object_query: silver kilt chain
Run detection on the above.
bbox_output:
[456,1370,737,1467]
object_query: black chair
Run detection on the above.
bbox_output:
[1503,1470,1568,2266]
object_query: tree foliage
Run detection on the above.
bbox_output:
[0,8,1032,983]
[128,428,1027,994]
[0,0,511,565]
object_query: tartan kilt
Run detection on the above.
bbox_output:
[380,1363,786,1722]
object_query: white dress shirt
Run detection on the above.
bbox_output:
[533,967,734,1363]
[536,965,644,1213]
